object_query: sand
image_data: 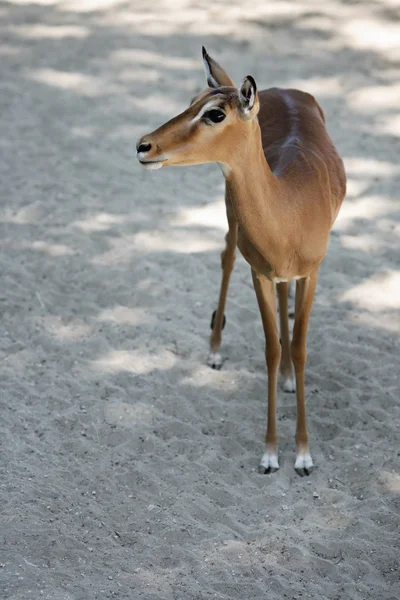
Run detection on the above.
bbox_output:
[0,1,399,599]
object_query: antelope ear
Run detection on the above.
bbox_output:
[202,46,235,88]
[238,76,259,120]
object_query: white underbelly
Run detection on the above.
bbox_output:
[272,275,302,283]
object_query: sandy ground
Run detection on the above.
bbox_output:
[1,1,400,598]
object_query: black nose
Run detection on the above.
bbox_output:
[137,142,152,153]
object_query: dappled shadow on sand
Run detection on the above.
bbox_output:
[0,1,399,599]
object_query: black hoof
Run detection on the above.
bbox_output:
[210,310,226,330]
[258,465,279,475]
[211,362,222,371]
[295,466,314,477]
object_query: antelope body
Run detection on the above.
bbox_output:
[137,48,346,475]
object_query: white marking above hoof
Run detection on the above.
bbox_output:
[207,351,222,370]
[294,452,314,476]
[281,375,296,393]
[259,451,279,474]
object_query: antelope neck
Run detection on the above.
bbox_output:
[222,120,282,250]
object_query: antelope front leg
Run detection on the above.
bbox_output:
[291,269,318,476]
[208,203,238,370]
[277,282,296,393]
[251,271,281,473]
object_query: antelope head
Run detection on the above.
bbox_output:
[136,47,260,172]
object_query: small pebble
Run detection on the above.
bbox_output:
[313,491,319,499]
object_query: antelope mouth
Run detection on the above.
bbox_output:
[138,158,164,170]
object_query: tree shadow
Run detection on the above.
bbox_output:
[0,1,399,599]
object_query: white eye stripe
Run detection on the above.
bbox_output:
[190,101,224,123]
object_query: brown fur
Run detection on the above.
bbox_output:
[137,49,346,474]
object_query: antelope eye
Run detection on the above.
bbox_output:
[203,109,226,124]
